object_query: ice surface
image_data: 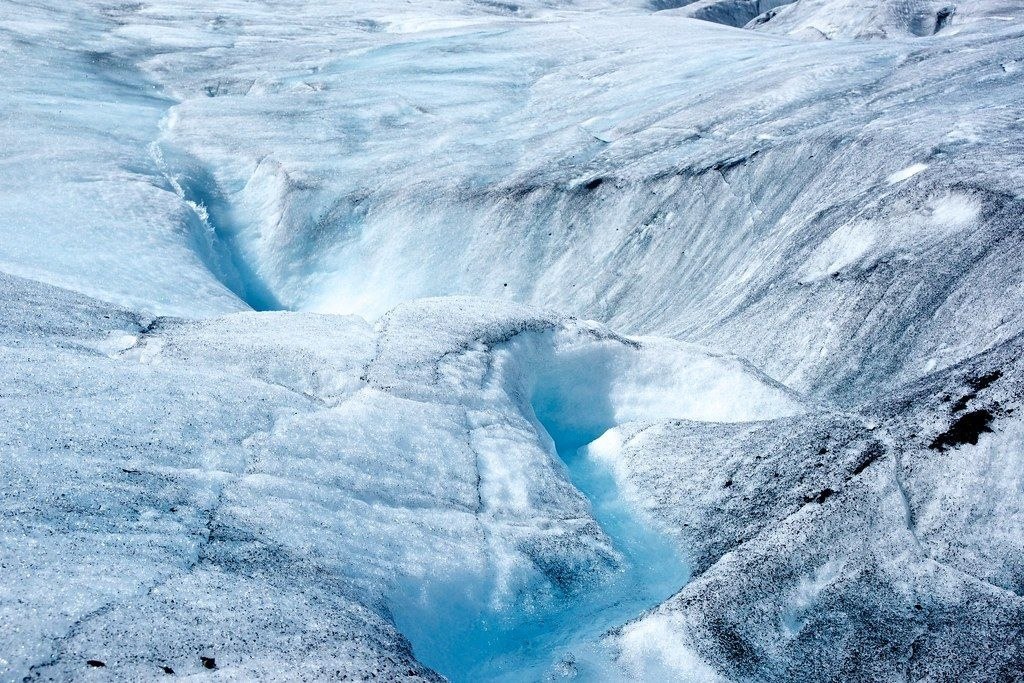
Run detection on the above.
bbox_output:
[598,335,1024,680]
[745,0,1024,39]
[0,277,799,680]
[53,0,1015,404]
[5,0,1024,400]
[2,0,1024,680]
[0,4,246,317]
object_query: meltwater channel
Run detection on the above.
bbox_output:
[392,432,690,681]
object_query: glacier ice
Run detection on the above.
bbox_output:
[2,0,1024,680]
[0,277,796,680]
[598,342,1024,680]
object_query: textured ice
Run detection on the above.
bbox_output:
[599,335,1024,680]
[745,0,1024,39]
[0,273,798,679]
[47,0,1018,405]
[2,0,1024,680]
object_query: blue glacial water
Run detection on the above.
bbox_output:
[392,436,690,682]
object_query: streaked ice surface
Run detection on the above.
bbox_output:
[2,0,1024,680]
[5,0,1022,403]
[0,282,799,680]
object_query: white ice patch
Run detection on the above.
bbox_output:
[929,193,981,229]
[887,162,929,184]
[616,614,727,682]
[81,332,139,357]
[798,192,980,283]
[580,116,624,143]
[379,16,486,34]
[780,560,844,637]
[798,221,876,283]
[585,428,625,464]
[122,337,165,365]
[581,428,636,506]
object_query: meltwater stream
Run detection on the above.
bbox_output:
[392,433,691,682]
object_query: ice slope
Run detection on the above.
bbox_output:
[661,0,1024,37]
[667,0,796,29]
[597,332,1024,681]
[38,0,1017,404]
[745,0,1024,40]
[0,273,800,680]
[0,3,247,316]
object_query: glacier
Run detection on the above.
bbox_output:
[1,0,1023,680]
